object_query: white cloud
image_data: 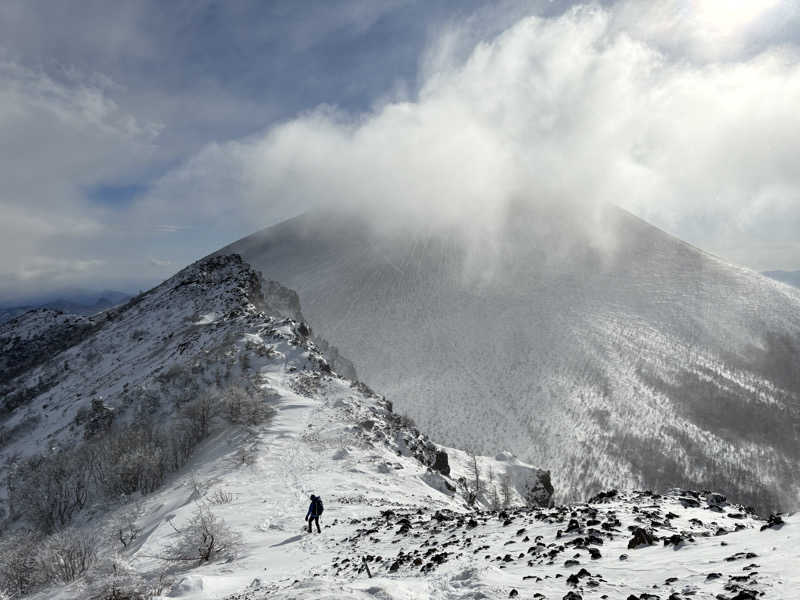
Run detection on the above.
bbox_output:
[612,0,793,61]
[17,257,107,282]
[137,3,800,269]
[3,0,800,302]
[0,58,161,297]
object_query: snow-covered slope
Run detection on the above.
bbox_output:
[229,490,797,600]
[0,254,550,598]
[3,253,797,600]
[219,205,800,512]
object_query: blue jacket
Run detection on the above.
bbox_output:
[306,497,321,518]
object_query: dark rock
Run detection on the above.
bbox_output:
[567,518,581,532]
[760,513,785,531]
[563,593,583,600]
[628,527,657,549]
[729,592,757,600]
[663,533,688,548]
[509,590,519,598]
[585,534,604,546]
[432,450,451,476]
[588,490,618,503]
[588,547,602,559]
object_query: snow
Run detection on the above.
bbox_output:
[219,205,800,512]
[28,356,799,599]
[194,313,219,325]
[3,253,798,600]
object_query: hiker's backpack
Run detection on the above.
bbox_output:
[316,496,324,515]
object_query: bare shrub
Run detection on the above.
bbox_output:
[37,528,97,583]
[181,395,215,440]
[208,488,235,505]
[88,424,167,496]
[113,505,144,550]
[223,386,274,426]
[0,531,43,596]
[163,505,239,564]
[8,448,90,532]
[87,555,172,600]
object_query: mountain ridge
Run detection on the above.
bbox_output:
[218,204,800,512]
[2,253,797,600]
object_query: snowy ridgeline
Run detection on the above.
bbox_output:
[0,254,553,600]
[221,207,800,513]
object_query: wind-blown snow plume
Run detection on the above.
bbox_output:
[145,2,800,269]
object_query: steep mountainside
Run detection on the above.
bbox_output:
[219,205,800,512]
[2,254,796,600]
[0,254,552,598]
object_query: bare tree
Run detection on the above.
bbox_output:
[163,505,239,564]
[487,466,501,511]
[469,450,483,498]
[37,528,97,583]
[501,474,512,508]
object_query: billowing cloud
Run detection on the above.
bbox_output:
[137,3,800,270]
[3,1,800,304]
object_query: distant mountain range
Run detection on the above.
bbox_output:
[763,270,800,288]
[0,290,131,323]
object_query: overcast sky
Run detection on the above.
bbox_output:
[1,0,799,302]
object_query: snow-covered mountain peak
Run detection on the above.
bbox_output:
[218,206,800,513]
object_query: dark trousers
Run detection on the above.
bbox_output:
[307,515,321,533]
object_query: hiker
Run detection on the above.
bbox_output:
[305,494,323,533]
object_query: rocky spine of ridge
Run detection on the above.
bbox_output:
[0,254,554,518]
